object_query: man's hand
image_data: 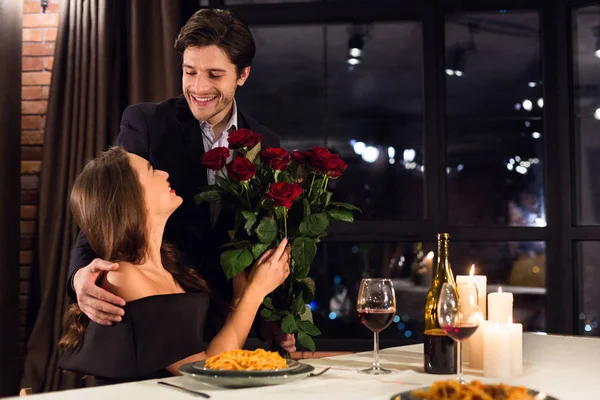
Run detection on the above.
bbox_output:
[73,258,126,325]
[261,321,297,353]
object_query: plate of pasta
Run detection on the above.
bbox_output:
[179,349,315,388]
[391,380,558,400]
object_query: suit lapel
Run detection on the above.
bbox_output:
[174,95,208,190]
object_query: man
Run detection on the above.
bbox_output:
[67,8,295,352]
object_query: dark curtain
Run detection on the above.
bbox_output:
[20,0,181,393]
[0,0,23,397]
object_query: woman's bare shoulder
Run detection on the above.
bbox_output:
[102,262,157,302]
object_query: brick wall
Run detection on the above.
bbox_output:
[19,0,60,357]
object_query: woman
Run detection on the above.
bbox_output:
[58,146,290,383]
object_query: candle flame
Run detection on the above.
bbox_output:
[470,264,475,276]
[498,286,503,294]
[426,251,434,260]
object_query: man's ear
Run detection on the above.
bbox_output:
[237,66,251,86]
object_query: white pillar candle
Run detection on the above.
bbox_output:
[508,319,523,375]
[456,265,487,366]
[488,286,513,323]
[483,322,511,378]
[467,320,489,369]
[456,264,487,318]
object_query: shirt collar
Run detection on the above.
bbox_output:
[199,99,238,141]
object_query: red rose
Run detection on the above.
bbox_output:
[260,147,291,171]
[307,147,347,178]
[307,147,333,173]
[324,153,347,178]
[226,157,256,181]
[227,128,263,150]
[201,147,230,171]
[266,182,303,209]
[291,150,309,165]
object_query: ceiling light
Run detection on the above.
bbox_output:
[537,98,544,108]
[403,149,416,162]
[532,132,541,139]
[522,99,533,111]
[353,141,366,155]
[361,146,379,163]
[595,108,600,120]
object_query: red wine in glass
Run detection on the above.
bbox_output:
[358,309,395,332]
[442,324,479,341]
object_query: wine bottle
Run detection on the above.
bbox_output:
[424,233,457,374]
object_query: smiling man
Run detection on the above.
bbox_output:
[66,9,295,356]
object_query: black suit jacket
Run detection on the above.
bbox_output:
[67,95,280,335]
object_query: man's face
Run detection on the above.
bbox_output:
[182,45,250,124]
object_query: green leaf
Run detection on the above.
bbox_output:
[299,305,313,323]
[246,143,262,163]
[255,217,278,244]
[302,277,316,295]
[292,237,317,271]
[320,191,332,207]
[329,201,362,213]
[303,198,311,220]
[275,206,284,220]
[291,293,305,314]
[241,210,257,235]
[298,330,316,352]
[297,320,322,336]
[299,213,329,237]
[216,175,236,193]
[300,277,316,302]
[251,243,269,259]
[327,209,354,223]
[220,249,253,280]
[262,297,274,309]
[281,314,298,334]
[194,190,225,205]
[278,170,295,183]
[294,262,310,280]
[260,308,281,322]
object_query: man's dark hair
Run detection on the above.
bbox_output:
[174,9,256,75]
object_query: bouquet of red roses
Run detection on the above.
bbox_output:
[195,128,360,352]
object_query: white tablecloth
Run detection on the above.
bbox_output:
[13,334,600,399]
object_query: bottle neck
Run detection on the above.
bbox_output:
[436,238,454,282]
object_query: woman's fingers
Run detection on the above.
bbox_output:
[271,238,288,261]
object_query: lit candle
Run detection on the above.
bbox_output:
[456,265,487,318]
[456,265,487,368]
[488,286,513,323]
[483,322,511,378]
[467,320,488,369]
[508,317,523,375]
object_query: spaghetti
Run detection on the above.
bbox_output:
[205,349,288,371]
[411,380,535,400]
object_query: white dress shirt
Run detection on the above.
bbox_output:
[199,100,238,225]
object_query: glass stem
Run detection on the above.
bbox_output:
[457,340,463,381]
[372,331,380,370]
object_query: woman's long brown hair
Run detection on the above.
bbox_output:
[59,147,209,350]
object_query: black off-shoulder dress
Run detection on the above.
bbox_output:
[58,292,210,384]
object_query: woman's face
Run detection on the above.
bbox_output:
[128,153,182,219]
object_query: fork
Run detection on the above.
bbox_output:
[308,367,331,377]
[157,381,211,398]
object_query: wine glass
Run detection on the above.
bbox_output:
[356,278,397,375]
[437,282,482,384]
